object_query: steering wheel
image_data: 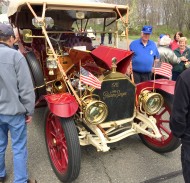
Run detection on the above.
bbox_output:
[49,33,66,49]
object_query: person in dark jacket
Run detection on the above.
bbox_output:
[0,23,36,183]
[170,67,190,183]
[172,37,190,81]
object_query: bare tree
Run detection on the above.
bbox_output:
[1,0,189,32]
[147,0,160,26]
[0,0,9,6]
[184,0,190,31]
[171,0,185,31]
[128,0,141,30]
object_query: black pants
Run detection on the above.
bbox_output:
[108,37,112,44]
[133,71,152,84]
[151,74,168,80]
[100,34,105,45]
[181,142,190,183]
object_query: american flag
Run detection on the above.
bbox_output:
[154,62,172,79]
[80,67,102,89]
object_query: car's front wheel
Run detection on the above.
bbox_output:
[45,109,81,182]
[139,92,181,153]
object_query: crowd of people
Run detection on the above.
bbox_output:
[130,26,190,83]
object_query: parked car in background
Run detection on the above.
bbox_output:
[87,27,96,40]
[7,0,180,182]
[0,13,9,24]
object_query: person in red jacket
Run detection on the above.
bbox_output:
[169,32,183,51]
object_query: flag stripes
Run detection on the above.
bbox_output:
[154,62,172,79]
[80,67,101,89]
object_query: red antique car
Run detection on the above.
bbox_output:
[7,0,180,182]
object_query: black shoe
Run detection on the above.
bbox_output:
[27,179,37,183]
[0,176,6,183]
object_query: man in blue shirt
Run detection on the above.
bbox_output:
[130,25,159,83]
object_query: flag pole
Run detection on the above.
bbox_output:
[153,65,156,92]
[79,60,82,98]
[152,57,157,92]
[130,61,134,83]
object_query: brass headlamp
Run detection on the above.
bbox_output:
[82,95,108,125]
[138,90,164,115]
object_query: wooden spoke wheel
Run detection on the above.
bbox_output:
[45,109,81,182]
[139,93,180,153]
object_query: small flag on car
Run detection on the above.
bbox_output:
[80,67,102,89]
[154,62,172,79]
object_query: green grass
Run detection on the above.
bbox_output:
[128,34,190,45]
[128,25,190,45]
[128,34,158,42]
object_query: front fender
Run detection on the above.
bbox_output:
[136,79,175,97]
[44,93,79,118]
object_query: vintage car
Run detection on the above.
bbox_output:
[7,0,180,182]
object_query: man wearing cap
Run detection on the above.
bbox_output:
[0,23,36,183]
[129,25,159,83]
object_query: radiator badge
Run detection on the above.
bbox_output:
[103,90,127,100]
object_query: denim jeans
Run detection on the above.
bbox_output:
[0,114,28,183]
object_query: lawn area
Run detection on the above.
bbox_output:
[128,35,159,44]
[129,34,161,42]
[128,34,190,45]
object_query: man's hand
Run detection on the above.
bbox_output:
[180,56,188,62]
[152,67,155,73]
[26,115,32,124]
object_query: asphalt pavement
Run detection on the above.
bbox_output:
[4,107,184,183]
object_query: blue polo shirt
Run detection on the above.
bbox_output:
[130,38,159,73]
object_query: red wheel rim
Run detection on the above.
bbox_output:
[143,103,173,147]
[46,113,68,174]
